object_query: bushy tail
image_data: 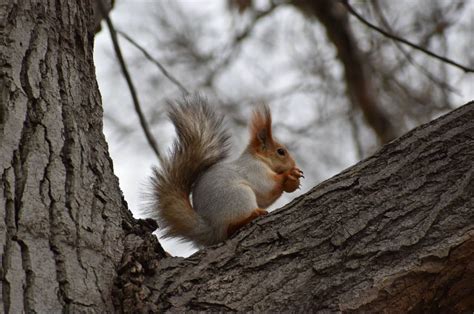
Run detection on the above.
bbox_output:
[150,95,230,245]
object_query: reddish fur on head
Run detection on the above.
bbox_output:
[249,104,272,150]
[248,104,295,174]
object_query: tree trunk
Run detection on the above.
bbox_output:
[0,1,130,312]
[116,101,474,313]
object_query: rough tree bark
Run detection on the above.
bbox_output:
[0,0,131,312]
[116,101,474,313]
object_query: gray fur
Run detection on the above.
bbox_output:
[192,151,277,243]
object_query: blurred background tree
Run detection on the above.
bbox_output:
[94,0,473,256]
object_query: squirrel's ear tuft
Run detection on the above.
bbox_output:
[250,104,273,150]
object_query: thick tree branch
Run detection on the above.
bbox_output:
[116,101,474,312]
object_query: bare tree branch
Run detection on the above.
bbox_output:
[202,3,279,87]
[116,30,190,95]
[347,106,364,159]
[371,1,458,97]
[342,0,474,73]
[293,0,398,143]
[98,0,164,163]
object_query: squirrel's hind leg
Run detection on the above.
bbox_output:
[227,208,268,237]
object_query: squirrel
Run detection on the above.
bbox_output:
[150,95,303,247]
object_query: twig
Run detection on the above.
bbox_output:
[97,0,164,163]
[116,30,190,95]
[341,0,474,73]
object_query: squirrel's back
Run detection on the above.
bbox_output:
[150,95,230,246]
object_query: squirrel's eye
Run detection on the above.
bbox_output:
[277,148,286,156]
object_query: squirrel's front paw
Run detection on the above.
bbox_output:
[289,167,304,180]
[283,167,303,192]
